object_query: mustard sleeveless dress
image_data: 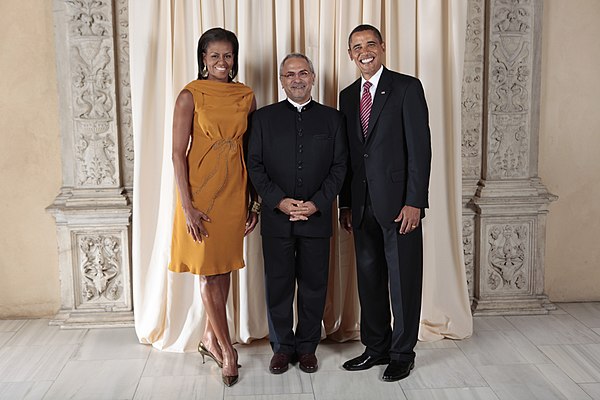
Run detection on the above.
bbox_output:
[169,80,254,276]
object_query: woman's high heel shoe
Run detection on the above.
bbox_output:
[222,351,239,387]
[198,342,242,369]
[198,342,223,368]
[222,372,239,387]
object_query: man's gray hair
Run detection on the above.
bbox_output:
[279,53,315,75]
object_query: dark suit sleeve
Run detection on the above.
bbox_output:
[338,157,352,209]
[403,79,432,209]
[309,114,348,212]
[338,92,352,209]
[247,112,286,210]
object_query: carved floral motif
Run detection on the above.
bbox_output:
[494,0,531,33]
[461,0,484,178]
[79,235,123,302]
[71,41,113,120]
[116,0,134,185]
[66,0,119,187]
[487,0,533,179]
[486,224,528,292]
[75,120,117,185]
[66,0,109,37]
[463,217,475,297]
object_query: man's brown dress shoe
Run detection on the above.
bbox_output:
[342,353,390,371]
[269,352,292,374]
[297,353,318,373]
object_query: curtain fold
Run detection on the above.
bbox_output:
[131,0,472,352]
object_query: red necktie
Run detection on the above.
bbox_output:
[360,81,373,138]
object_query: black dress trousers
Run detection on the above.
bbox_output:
[262,235,330,355]
[352,192,423,363]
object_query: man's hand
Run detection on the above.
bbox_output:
[289,201,317,221]
[394,205,421,234]
[277,198,308,221]
[339,208,352,233]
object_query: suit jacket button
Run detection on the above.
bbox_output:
[363,153,369,158]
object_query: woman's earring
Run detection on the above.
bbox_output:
[229,70,234,79]
[201,65,208,78]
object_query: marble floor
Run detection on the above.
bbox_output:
[1,303,600,400]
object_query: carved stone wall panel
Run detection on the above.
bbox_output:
[462,0,485,303]
[73,231,130,310]
[462,0,485,179]
[463,216,476,299]
[482,220,534,296]
[115,0,133,188]
[486,0,534,179]
[66,0,121,188]
[49,0,133,328]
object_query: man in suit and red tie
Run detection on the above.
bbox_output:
[338,24,432,381]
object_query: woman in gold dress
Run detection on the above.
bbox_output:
[169,27,258,386]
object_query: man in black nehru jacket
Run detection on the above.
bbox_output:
[248,53,347,375]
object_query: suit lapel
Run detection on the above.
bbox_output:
[346,79,363,143]
[365,67,392,144]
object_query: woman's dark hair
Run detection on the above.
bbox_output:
[197,27,239,81]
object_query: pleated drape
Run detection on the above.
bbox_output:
[130,0,472,352]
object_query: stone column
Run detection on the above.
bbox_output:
[462,0,557,315]
[462,0,486,305]
[47,0,134,328]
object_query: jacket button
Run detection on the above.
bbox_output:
[363,153,369,158]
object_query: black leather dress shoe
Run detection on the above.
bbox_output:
[382,360,414,381]
[269,353,292,374]
[342,353,390,371]
[297,353,318,373]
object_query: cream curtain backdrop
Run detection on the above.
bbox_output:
[131,0,472,352]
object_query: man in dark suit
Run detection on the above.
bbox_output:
[338,25,432,381]
[248,53,347,375]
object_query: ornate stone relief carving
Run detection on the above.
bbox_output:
[67,0,110,37]
[469,0,554,315]
[74,119,117,186]
[78,234,123,304]
[484,222,530,294]
[48,0,133,327]
[462,0,485,305]
[463,217,475,298]
[66,0,120,187]
[115,0,134,187]
[487,0,533,179]
[462,0,484,179]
